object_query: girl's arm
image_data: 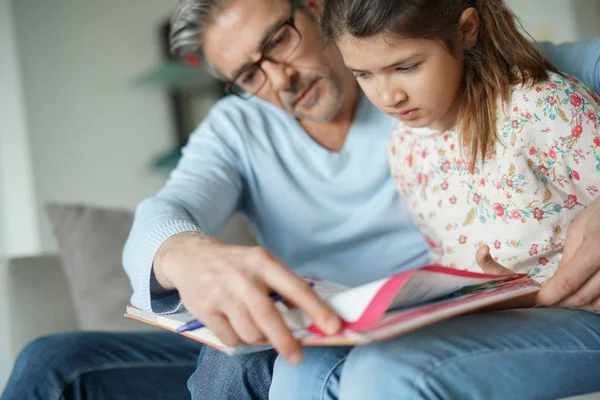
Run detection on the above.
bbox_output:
[515,74,600,208]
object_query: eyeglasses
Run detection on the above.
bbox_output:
[225,4,301,99]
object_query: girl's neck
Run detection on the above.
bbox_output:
[428,92,463,132]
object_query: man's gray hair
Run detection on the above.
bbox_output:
[170,0,306,75]
[170,0,221,67]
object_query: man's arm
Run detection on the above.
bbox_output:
[122,104,244,314]
[539,38,600,94]
[122,100,341,364]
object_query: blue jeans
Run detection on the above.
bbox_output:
[269,308,600,400]
[1,331,203,400]
[188,346,277,399]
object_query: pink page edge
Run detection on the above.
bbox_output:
[308,265,526,336]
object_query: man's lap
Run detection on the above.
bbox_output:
[2,331,203,400]
[270,308,600,400]
[270,346,351,400]
[189,345,277,400]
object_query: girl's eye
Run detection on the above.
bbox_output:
[354,72,371,79]
[396,64,420,73]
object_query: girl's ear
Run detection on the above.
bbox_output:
[458,8,480,50]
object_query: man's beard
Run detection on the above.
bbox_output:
[279,69,344,122]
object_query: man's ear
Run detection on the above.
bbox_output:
[305,0,322,20]
[458,8,480,49]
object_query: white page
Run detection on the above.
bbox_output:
[386,271,509,310]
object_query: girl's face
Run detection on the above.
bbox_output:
[336,34,464,131]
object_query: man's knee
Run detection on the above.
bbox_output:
[4,332,109,400]
[12,332,91,380]
[189,347,277,400]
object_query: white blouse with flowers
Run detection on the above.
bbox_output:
[389,71,600,282]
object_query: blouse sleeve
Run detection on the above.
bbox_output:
[500,72,600,209]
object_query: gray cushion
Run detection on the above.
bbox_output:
[46,203,257,331]
[46,203,148,331]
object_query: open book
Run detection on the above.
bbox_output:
[125,265,539,355]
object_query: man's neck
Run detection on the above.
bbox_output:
[298,72,360,153]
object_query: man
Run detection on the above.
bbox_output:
[158,0,600,399]
[2,0,600,398]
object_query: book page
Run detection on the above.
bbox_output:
[386,270,515,310]
[125,267,534,354]
[326,279,389,322]
[322,267,524,331]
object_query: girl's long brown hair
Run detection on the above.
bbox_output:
[322,0,560,164]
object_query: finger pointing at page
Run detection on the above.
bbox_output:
[153,232,341,365]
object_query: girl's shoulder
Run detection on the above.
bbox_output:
[506,70,600,112]
[497,70,600,135]
[496,69,600,154]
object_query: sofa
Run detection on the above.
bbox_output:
[0,204,256,391]
[1,254,78,387]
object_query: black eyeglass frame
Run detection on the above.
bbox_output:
[224,2,301,98]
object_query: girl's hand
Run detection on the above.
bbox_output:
[475,245,514,275]
[477,193,600,312]
[475,245,538,310]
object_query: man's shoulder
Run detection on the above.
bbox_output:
[189,95,294,153]
[206,95,287,127]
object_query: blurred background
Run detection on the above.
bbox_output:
[0,0,599,390]
[2,0,600,258]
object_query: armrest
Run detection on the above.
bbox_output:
[5,255,78,356]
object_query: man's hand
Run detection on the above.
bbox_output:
[154,232,342,365]
[536,197,600,310]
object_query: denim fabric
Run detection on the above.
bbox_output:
[188,347,277,400]
[270,346,350,400]
[270,309,600,400]
[1,331,202,400]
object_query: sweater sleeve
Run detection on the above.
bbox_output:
[122,103,244,314]
[538,38,600,95]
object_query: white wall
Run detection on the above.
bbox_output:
[0,260,11,390]
[12,0,177,252]
[573,0,600,41]
[0,0,41,258]
[0,0,41,386]
[508,0,579,42]
[508,0,600,42]
[7,0,600,255]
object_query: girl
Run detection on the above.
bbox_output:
[269,2,600,399]
[321,0,600,282]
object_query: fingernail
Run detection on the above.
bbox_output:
[289,351,303,365]
[325,316,342,335]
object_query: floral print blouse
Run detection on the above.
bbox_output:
[389,71,600,283]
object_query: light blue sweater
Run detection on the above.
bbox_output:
[123,94,429,313]
[538,39,600,94]
[123,39,600,314]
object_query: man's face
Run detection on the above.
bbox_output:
[203,0,346,121]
